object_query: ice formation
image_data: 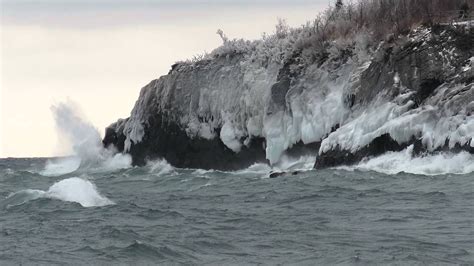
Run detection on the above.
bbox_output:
[104,22,473,169]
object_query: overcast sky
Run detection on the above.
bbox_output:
[0,0,329,157]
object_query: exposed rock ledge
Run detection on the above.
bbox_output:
[103,24,474,170]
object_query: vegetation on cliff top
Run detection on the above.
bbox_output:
[180,0,471,67]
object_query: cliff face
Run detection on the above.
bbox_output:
[104,24,474,170]
[103,54,272,169]
[316,25,474,167]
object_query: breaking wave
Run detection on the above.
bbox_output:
[41,101,131,176]
[147,159,176,176]
[2,177,113,208]
[41,157,82,176]
[273,154,316,172]
[229,154,316,177]
[338,145,474,175]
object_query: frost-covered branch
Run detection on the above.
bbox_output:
[182,0,470,68]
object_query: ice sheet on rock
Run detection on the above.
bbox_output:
[123,83,154,152]
[115,25,380,163]
[262,61,355,164]
[321,83,474,155]
[320,94,427,154]
[112,25,473,166]
[220,119,243,153]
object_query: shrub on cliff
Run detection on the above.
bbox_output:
[183,0,471,68]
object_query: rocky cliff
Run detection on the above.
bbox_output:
[103,23,474,170]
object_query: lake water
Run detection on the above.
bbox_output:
[0,157,473,265]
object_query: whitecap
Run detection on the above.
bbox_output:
[232,163,272,175]
[40,157,81,176]
[231,154,316,178]
[147,159,176,176]
[41,153,131,177]
[338,145,474,175]
[192,169,214,175]
[273,154,316,172]
[2,177,114,208]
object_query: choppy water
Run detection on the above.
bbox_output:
[0,156,473,265]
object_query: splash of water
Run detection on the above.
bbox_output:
[2,177,113,208]
[147,159,176,176]
[338,145,474,175]
[225,154,316,178]
[273,154,316,172]
[41,101,131,176]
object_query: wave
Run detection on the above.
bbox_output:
[337,145,474,175]
[188,156,313,177]
[232,163,272,175]
[273,154,316,172]
[41,153,131,177]
[2,177,114,208]
[97,240,190,262]
[229,154,316,177]
[41,157,82,176]
[147,159,176,176]
[41,101,131,176]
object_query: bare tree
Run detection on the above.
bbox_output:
[216,29,228,44]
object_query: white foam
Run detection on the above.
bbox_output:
[99,153,133,173]
[232,163,272,175]
[147,159,176,176]
[41,152,131,177]
[41,157,81,176]
[192,168,215,175]
[3,177,114,208]
[338,145,474,175]
[231,154,316,176]
[273,154,316,172]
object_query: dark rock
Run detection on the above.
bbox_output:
[269,171,300,178]
[104,115,268,170]
[269,172,284,178]
[315,134,423,169]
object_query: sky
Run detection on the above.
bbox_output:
[1,0,328,158]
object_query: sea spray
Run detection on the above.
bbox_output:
[42,101,131,176]
[51,101,103,163]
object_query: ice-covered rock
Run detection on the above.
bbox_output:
[104,24,473,170]
[316,25,474,168]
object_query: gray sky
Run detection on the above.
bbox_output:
[0,0,329,157]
